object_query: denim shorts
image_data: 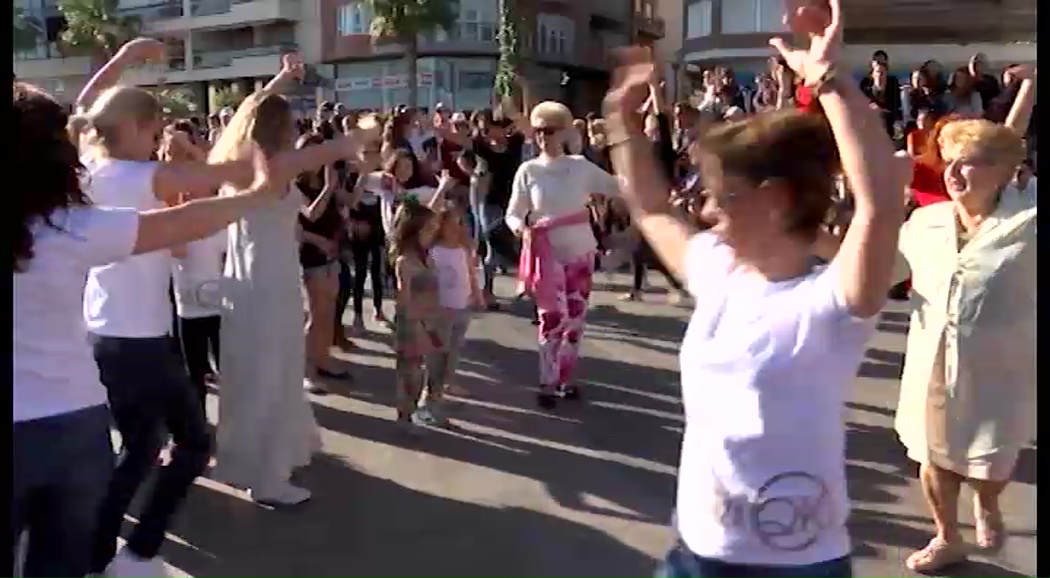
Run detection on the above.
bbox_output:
[302,260,339,280]
[657,543,853,578]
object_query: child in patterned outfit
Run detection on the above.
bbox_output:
[388,199,443,431]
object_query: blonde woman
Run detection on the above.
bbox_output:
[506,101,620,409]
[209,55,370,507]
[68,39,345,576]
[893,71,1037,572]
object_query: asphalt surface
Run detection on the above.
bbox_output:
[139,273,1035,577]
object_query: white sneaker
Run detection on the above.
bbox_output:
[104,546,172,577]
[303,377,328,395]
[249,481,312,506]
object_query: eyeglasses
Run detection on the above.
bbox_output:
[533,126,562,136]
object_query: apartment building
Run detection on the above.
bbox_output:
[319,0,661,114]
[679,0,1036,94]
[13,0,322,113]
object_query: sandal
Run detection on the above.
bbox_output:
[905,537,967,573]
[974,496,1006,551]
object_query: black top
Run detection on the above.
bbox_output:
[473,132,525,209]
[297,173,343,269]
[974,73,1001,111]
[860,75,902,135]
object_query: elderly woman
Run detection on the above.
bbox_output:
[894,69,1037,572]
[506,101,620,409]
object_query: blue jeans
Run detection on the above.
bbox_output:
[89,334,212,572]
[12,405,114,577]
[657,543,853,578]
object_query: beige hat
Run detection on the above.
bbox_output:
[450,111,468,123]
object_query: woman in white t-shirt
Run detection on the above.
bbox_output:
[505,101,620,409]
[602,3,905,576]
[12,82,287,578]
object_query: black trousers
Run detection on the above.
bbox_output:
[177,315,220,406]
[89,335,211,571]
[350,236,385,317]
[632,240,684,293]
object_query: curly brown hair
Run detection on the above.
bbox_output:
[14,82,92,272]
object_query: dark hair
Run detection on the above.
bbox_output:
[172,119,195,137]
[383,148,416,183]
[295,132,327,188]
[699,108,840,242]
[14,82,92,272]
[872,50,888,60]
[948,67,975,97]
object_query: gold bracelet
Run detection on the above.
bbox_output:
[604,112,643,148]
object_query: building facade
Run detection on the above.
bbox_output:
[678,0,1037,95]
[319,0,662,114]
[13,0,323,114]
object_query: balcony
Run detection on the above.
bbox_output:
[142,0,301,34]
[14,54,93,80]
[634,14,665,39]
[121,43,296,85]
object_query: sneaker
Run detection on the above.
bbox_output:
[556,384,581,400]
[303,377,329,395]
[411,407,450,428]
[249,481,312,506]
[104,545,172,578]
[619,292,641,302]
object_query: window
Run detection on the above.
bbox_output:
[720,0,785,34]
[536,14,573,56]
[336,1,373,36]
[459,8,496,42]
[686,0,712,38]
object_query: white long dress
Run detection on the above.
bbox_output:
[213,185,320,492]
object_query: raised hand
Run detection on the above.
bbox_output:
[768,0,841,84]
[603,46,658,119]
[276,52,306,83]
[116,37,168,66]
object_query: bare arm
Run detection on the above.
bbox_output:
[134,192,268,256]
[1004,68,1036,133]
[770,0,905,319]
[76,38,167,112]
[300,166,338,221]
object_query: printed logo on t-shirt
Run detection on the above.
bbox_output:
[712,471,834,552]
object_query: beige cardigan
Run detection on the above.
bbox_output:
[893,186,1037,479]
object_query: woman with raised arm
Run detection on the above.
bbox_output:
[71,44,362,575]
[208,57,372,508]
[505,101,620,409]
[892,69,1037,573]
[13,82,285,578]
[604,1,905,575]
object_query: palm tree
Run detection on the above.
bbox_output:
[13,6,43,54]
[57,0,140,62]
[368,0,454,109]
[153,87,198,118]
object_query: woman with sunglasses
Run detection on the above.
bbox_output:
[506,101,621,409]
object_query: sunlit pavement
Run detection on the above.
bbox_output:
[132,273,1034,578]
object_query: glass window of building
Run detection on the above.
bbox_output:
[337,1,373,36]
[686,0,713,39]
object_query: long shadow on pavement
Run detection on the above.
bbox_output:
[166,454,658,577]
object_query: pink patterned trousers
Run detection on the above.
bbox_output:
[537,256,595,389]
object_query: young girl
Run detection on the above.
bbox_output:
[427,208,483,405]
[389,200,443,430]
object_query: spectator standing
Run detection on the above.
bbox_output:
[860,53,902,138]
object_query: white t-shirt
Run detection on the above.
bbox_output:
[505,155,620,263]
[430,245,472,310]
[15,206,140,422]
[361,172,438,237]
[675,233,875,566]
[172,230,227,319]
[82,158,173,338]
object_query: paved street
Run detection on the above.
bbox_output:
[146,273,1035,577]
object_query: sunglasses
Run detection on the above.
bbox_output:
[533,126,562,136]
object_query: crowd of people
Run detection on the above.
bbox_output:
[13,0,1037,576]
